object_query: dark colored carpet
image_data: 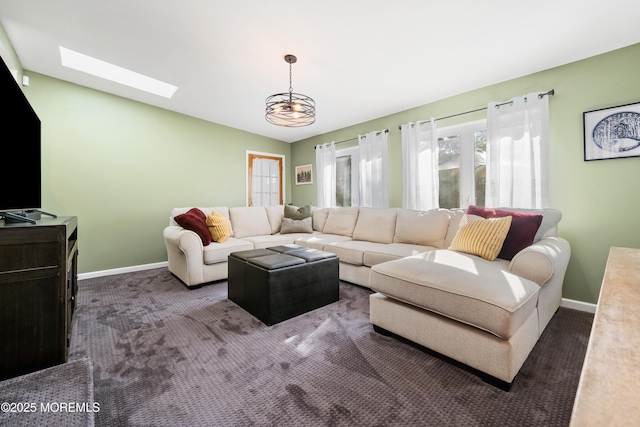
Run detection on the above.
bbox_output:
[0,358,95,427]
[70,268,593,426]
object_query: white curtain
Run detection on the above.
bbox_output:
[358,130,389,208]
[251,158,280,206]
[401,118,439,210]
[315,142,336,208]
[486,92,550,208]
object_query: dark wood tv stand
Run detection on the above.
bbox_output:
[0,216,78,380]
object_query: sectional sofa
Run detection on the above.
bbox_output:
[163,205,570,387]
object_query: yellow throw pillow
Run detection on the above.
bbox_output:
[448,214,512,261]
[206,211,231,243]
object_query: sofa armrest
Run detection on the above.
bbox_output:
[509,237,571,287]
[164,225,204,253]
[163,225,205,285]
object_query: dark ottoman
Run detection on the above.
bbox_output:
[227,248,274,304]
[228,245,339,325]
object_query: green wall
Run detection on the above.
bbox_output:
[290,43,640,305]
[22,73,291,274]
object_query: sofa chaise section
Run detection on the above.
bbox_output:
[368,231,571,387]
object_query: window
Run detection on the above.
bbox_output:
[437,120,486,209]
[316,130,387,208]
[335,146,359,207]
[246,152,284,206]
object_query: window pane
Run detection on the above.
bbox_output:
[247,153,284,206]
[336,155,352,207]
[474,130,487,207]
[251,157,281,206]
[438,135,461,209]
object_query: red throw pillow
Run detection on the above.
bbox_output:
[466,205,543,260]
[174,208,212,246]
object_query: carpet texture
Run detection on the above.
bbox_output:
[70,268,593,426]
[0,358,95,427]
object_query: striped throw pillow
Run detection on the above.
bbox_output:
[206,211,231,243]
[448,214,512,261]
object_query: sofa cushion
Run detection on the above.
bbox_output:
[229,207,272,238]
[322,207,360,236]
[445,208,466,248]
[203,238,254,264]
[265,205,285,234]
[294,233,353,251]
[369,249,539,339]
[532,209,562,241]
[279,205,313,234]
[449,214,512,261]
[467,205,543,260]
[241,233,313,249]
[362,243,437,267]
[284,204,312,220]
[172,207,234,237]
[280,217,313,234]
[205,211,231,243]
[352,208,398,244]
[394,209,451,248]
[312,208,330,232]
[174,208,212,246]
[470,207,561,241]
[324,241,390,266]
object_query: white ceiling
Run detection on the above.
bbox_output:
[1,1,639,143]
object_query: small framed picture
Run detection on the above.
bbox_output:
[295,164,313,185]
[584,101,640,161]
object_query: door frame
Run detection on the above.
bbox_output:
[246,150,285,206]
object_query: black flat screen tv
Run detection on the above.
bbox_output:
[0,54,41,213]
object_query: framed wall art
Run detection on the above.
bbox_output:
[295,164,313,185]
[584,101,640,161]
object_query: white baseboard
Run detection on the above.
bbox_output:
[79,262,598,314]
[78,261,168,281]
[561,298,597,313]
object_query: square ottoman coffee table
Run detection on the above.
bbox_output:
[228,245,339,325]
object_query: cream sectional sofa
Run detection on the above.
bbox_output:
[163,204,570,388]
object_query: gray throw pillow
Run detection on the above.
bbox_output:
[280,217,313,234]
[284,204,312,220]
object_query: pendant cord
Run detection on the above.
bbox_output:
[289,63,293,101]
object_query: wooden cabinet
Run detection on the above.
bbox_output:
[0,216,78,380]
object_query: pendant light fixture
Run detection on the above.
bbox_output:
[265,54,315,127]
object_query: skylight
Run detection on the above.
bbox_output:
[60,47,177,98]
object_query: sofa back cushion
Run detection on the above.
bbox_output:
[445,208,466,248]
[312,208,330,232]
[322,207,360,237]
[394,208,451,248]
[229,207,272,238]
[352,208,398,243]
[265,205,284,234]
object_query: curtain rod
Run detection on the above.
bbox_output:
[398,89,555,130]
[315,129,389,148]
